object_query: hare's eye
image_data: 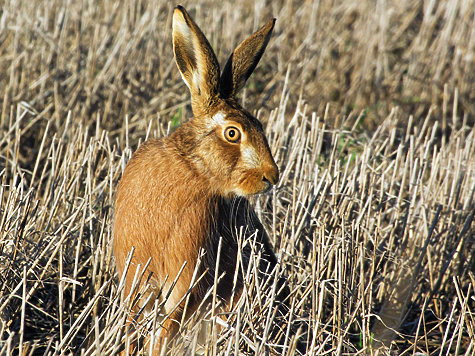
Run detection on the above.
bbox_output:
[224,127,241,143]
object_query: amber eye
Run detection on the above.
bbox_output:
[224,126,241,143]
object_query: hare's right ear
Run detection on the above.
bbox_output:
[173,6,220,114]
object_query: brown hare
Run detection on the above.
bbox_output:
[114,5,289,353]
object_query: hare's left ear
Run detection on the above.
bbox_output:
[219,19,275,99]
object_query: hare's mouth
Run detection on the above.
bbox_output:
[248,180,274,196]
[261,178,273,194]
[229,180,272,197]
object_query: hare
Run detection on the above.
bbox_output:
[114,5,288,353]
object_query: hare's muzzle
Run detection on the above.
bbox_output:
[263,164,279,188]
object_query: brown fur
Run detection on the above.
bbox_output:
[113,6,285,354]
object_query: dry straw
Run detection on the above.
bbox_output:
[1,0,475,355]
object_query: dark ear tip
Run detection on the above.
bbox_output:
[174,5,186,15]
[264,18,276,34]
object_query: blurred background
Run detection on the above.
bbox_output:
[1,0,474,140]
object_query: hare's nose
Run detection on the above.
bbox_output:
[263,164,279,186]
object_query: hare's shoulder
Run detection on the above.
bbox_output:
[121,137,207,194]
[125,139,183,172]
[129,139,166,162]
[119,139,173,188]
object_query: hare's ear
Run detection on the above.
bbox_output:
[173,6,220,113]
[219,19,275,99]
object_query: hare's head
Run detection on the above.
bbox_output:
[172,6,278,197]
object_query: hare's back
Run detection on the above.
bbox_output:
[113,139,211,280]
[116,138,202,205]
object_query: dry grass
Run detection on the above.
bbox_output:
[1,0,475,355]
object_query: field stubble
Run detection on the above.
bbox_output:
[1,0,475,355]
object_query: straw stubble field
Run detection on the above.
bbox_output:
[1,0,475,355]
